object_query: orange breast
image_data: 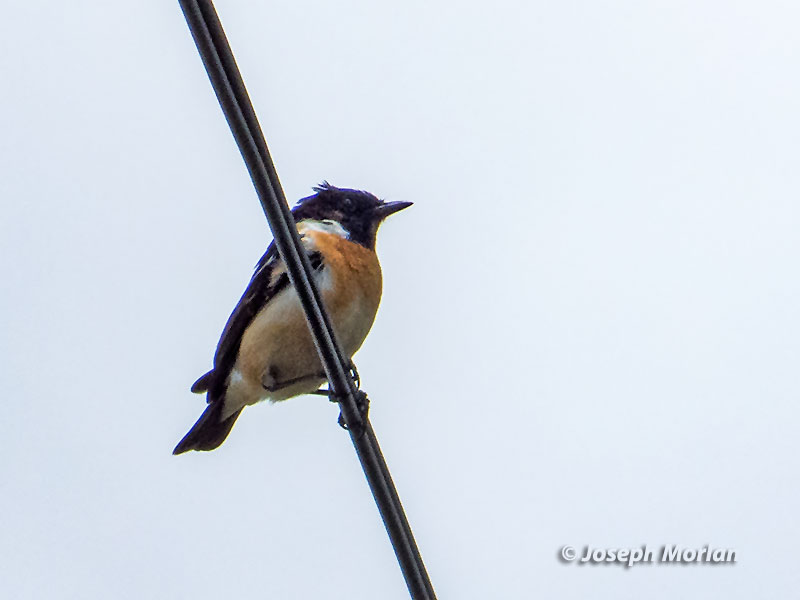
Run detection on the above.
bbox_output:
[305,230,383,355]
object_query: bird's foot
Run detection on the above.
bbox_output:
[348,361,361,390]
[336,390,369,435]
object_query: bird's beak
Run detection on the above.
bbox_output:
[373,201,413,220]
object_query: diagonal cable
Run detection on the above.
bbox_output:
[177,1,436,598]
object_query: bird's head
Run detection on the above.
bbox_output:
[293,182,412,249]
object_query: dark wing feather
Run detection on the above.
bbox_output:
[196,239,323,403]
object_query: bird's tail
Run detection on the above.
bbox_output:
[173,401,243,455]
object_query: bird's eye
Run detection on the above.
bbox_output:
[342,197,354,209]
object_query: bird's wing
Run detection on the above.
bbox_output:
[193,234,323,402]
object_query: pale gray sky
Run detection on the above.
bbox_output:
[2,1,799,598]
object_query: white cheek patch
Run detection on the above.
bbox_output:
[298,219,349,239]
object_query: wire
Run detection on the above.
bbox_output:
[177,2,437,598]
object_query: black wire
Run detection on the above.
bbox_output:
[177,2,436,598]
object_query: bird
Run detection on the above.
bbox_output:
[173,182,412,454]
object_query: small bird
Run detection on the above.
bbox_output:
[173,183,411,454]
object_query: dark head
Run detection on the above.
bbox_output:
[292,182,412,249]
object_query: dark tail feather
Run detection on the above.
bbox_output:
[190,370,214,394]
[173,402,243,455]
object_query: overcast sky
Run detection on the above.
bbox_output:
[2,1,799,598]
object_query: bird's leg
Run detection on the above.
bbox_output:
[297,361,367,433]
[309,361,360,397]
[348,360,361,390]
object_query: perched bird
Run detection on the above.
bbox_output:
[173,183,411,454]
